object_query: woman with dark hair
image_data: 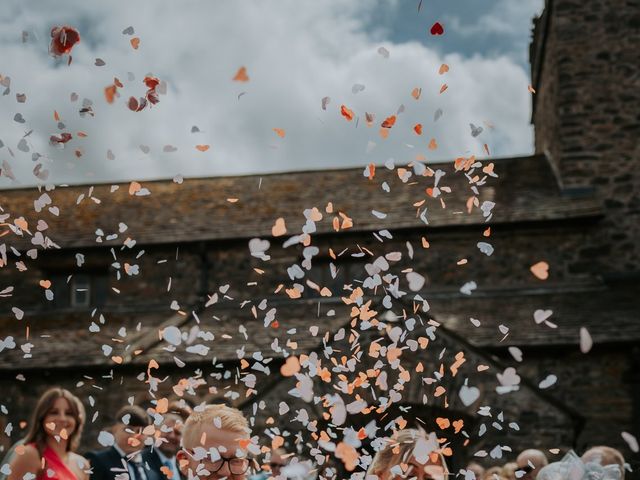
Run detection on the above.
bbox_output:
[8,387,89,480]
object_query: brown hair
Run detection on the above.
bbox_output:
[367,428,448,478]
[114,405,150,427]
[23,387,85,453]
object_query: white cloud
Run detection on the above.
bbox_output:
[0,0,535,189]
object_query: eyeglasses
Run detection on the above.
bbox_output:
[183,449,251,476]
[200,458,250,475]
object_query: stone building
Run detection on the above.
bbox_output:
[0,0,638,477]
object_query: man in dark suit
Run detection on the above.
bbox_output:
[142,402,191,480]
[87,405,161,480]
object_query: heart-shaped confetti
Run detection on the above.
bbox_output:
[272,217,287,237]
[459,384,480,406]
[497,367,520,387]
[533,309,553,324]
[470,123,483,137]
[430,22,444,35]
[530,261,549,280]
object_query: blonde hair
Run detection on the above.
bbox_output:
[181,404,249,449]
[582,446,625,480]
[367,429,448,477]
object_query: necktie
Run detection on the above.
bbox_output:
[163,460,175,479]
[129,460,147,480]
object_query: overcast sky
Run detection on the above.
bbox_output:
[0,0,544,188]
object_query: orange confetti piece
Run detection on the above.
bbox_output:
[413,123,422,135]
[453,419,464,433]
[439,84,448,94]
[434,386,446,397]
[366,163,375,180]
[156,398,168,414]
[530,261,550,280]
[280,356,300,376]
[130,37,140,49]
[484,143,490,156]
[336,442,358,472]
[54,110,60,121]
[233,66,249,82]
[39,280,51,289]
[436,417,450,429]
[340,105,354,121]
[428,138,438,150]
[381,115,396,128]
[104,84,117,104]
[159,466,173,479]
[76,131,88,138]
[273,128,286,138]
[271,217,287,237]
[272,436,285,450]
[411,87,422,100]
[483,227,491,237]
[450,351,466,376]
[439,63,449,74]
[129,181,141,195]
[195,144,210,152]
[379,127,389,139]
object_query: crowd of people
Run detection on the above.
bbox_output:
[465,446,627,480]
[0,388,629,480]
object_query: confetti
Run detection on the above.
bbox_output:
[430,22,444,35]
[49,26,80,58]
[233,66,249,82]
[530,261,549,280]
[340,105,354,121]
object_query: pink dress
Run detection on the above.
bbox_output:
[38,446,78,480]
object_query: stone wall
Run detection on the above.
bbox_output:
[531,0,640,274]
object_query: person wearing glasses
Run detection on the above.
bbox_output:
[86,406,160,480]
[366,429,448,480]
[176,404,252,480]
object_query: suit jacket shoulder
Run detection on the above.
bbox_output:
[141,448,162,477]
[86,448,124,480]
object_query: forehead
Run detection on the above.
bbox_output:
[184,423,246,453]
[49,397,72,410]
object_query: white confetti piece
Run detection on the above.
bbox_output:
[580,327,593,353]
[621,431,639,452]
[97,431,115,447]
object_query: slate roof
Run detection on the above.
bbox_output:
[0,154,602,251]
[1,279,636,372]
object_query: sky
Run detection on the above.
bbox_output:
[0,0,544,188]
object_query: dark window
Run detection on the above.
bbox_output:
[47,270,108,310]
